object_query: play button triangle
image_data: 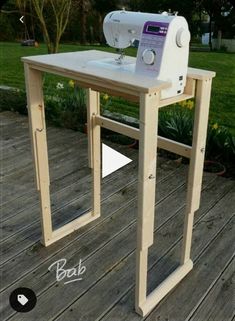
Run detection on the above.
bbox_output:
[102,143,132,178]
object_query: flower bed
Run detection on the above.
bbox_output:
[1,83,234,177]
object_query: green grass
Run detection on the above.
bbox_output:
[0,42,136,89]
[1,42,235,135]
[189,52,235,135]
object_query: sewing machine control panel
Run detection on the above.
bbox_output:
[136,21,169,75]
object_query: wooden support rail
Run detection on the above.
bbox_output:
[136,260,193,316]
[95,115,192,158]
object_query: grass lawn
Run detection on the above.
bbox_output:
[0,41,235,135]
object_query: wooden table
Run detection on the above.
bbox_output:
[22,50,215,317]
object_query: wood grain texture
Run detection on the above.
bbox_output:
[51,181,234,321]
[22,51,170,97]
[95,115,191,158]
[181,78,212,264]
[0,162,183,292]
[189,257,234,321]
[2,39,218,316]
[135,92,159,314]
[24,65,53,244]
[145,216,235,321]
[21,51,215,99]
[0,113,232,321]
[97,188,235,321]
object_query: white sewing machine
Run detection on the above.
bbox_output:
[89,10,190,99]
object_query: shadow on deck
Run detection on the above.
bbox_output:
[0,111,234,321]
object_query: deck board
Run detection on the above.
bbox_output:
[0,164,184,287]
[61,184,234,321]
[189,257,234,321]
[0,112,234,321]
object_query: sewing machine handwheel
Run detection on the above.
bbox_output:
[176,28,190,48]
[142,49,156,65]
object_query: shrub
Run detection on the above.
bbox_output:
[44,80,87,130]
[0,88,27,114]
[1,85,234,174]
[206,123,235,161]
[158,100,194,145]
[158,100,235,164]
[0,14,16,41]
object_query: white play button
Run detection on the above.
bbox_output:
[102,143,132,178]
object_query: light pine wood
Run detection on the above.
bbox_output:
[187,67,216,80]
[144,216,235,321]
[87,88,100,170]
[21,51,170,97]
[181,78,212,264]
[89,90,101,217]
[158,136,191,158]
[139,259,193,316]
[22,51,215,99]
[134,84,206,316]
[24,65,42,190]
[95,115,191,158]
[158,77,196,108]
[135,92,159,312]
[95,115,140,140]
[1,147,185,292]
[24,65,53,245]
[135,249,148,310]
[87,89,93,169]
[24,67,102,246]
[22,50,215,316]
[159,93,194,108]
[184,77,196,96]
[3,114,234,321]
[137,92,160,250]
[49,211,96,246]
[43,89,101,246]
[45,184,233,321]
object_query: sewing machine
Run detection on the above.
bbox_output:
[89,10,190,99]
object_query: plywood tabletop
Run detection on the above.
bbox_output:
[187,67,216,80]
[22,50,215,96]
[22,50,170,95]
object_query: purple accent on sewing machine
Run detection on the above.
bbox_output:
[143,21,169,37]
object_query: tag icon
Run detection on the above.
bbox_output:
[9,287,37,312]
[17,294,29,306]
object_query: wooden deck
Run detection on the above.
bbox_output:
[0,111,234,321]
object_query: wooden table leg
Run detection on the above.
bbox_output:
[181,78,212,264]
[24,64,52,245]
[88,89,101,217]
[24,78,102,246]
[135,92,159,315]
[135,83,212,315]
[87,88,100,169]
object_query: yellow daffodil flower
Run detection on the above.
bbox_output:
[103,94,109,101]
[68,80,75,88]
[187,100,194,110]
[212,123,219,130]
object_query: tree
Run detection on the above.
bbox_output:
[15,0,72,53]
[16,0,31,40]
[32,0,72,53]
[0,0,8,10]
[198,0,234,50]
[92,0,121,43]
[77,0,90,44]
[16,0,71,53]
